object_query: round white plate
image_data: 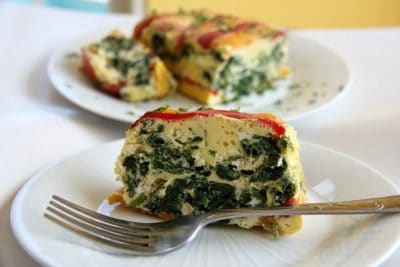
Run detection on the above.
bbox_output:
[11,141,400,267]
[48,29,350,123]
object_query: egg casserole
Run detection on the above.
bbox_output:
[81,30,175,102]
[134,11,289,104]
[113,108,306,237]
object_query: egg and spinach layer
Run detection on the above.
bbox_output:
[134,10,289,104]
[81,30,175,102]
[114,108,306,237]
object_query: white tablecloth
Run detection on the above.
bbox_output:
[1,2,399,266]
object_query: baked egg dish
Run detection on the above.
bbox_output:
[134,10,289,104]
[113,108,306,237]
[81,30,176,102]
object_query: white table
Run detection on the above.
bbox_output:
[1,2,399,266]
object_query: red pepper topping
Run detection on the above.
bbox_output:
[272,30,286,40]
[81,49,124,95]
[174,30,187,53]
[81,49,97,82]
[232,22,253,32]
[134,14,166,39]
[283,197,299,207]
[102,81,125,95]
[131,109,286,137]
[197,30,226,50]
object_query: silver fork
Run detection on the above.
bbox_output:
[44,194,400,255]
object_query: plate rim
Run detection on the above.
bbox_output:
[10,140,400,267]
[47,31,351,124]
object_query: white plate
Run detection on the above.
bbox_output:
[48,29,350,123]
[11,141,400,267]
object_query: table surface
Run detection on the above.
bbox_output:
[1,2,399,267]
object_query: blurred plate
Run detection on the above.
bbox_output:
[48,28,350,123]
[11,141,400,267]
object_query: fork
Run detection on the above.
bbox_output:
[44,194,400,255]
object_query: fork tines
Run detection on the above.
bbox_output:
[44,195,153,252]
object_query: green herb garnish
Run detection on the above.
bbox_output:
[273,99,282,107]
[178,106,190,112]
[64,52,79,59]
[289,83,300,90]
[154,106,169,112]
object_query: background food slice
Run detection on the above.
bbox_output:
[134,11,289,104]
[82,30,176,102]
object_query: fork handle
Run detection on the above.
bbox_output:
[205,195,400,224]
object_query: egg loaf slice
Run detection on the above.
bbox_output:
[81,30,175,102]
[114,108,306,237]
[134,11,289,105]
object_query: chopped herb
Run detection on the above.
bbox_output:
[147,133,166,146]
[269,221,281,239]
[133,56,151,85]
[151,144,194,174]
[194,165,211,177]
[178,106,190,112]
[277,138,289,152]
[215,158,241,180]
[240,169,255,176]
[240,135,287,182]
[241,136,280,157]
[192,10,209,26]
[238,191,252,207]
[252,188,267,206]
[126,110,136,116]
[338,84,344,91]
[197,106,212,111]
[273,100,282,106]
[251,159,286,182]
[211,49,224,62]
[146,179,187,215]
[308,99,316,105]
[191,136,203,142]
[215,50,282,102]
[154,106,169,112]
[64,52,79,59]
[151,178,167,193]
[139,119,164,134]
[289,83,300,90]
[202,71,212,83]
[192,181,237,210]
[151,33,166,53]
[123,153,149,197]
[131,193,146,206]
[312,91,319,97]
[180,44,194,57]
[208,149,216,156]
[102,35,135,54]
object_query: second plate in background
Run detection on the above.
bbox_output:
[48,30,350,123]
